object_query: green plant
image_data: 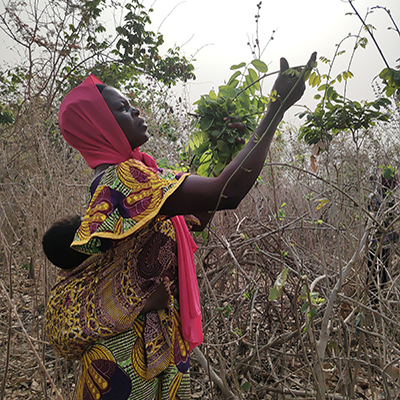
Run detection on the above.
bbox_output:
[298,282,325,333]
[0,105,14,126]
[296,4,397,157]
[349,2,400,99]
[0,0,195,109]
[298,93,391,146]
[268,267,288,301]
[186,59,270,176]
[379,64,400,98]
[215,304,232,318]
[380,164,397,179]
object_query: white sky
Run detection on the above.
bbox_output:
[0,0,399,124]
[146,0,400,123]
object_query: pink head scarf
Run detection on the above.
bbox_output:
[59,74,157,170]
[59,75,203,351]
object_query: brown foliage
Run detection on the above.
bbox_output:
[2,72,400,399]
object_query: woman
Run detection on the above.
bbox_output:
[367,170,398,302]
[45,53,316,400]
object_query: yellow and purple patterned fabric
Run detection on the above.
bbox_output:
[45,159,193,399]
[72,158,188,254]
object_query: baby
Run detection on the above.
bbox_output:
[42,215,89,269]
[42,214,171,313]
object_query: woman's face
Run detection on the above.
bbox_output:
[101,86,149,149]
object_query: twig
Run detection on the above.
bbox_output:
[303,276,326,398]
[192,347,239,400]
[293,277,320,393]
[349,0,391,69]
[263,385,346,399]
[0,243,12,400]
[0,280,63,400]
[372,6,400,37]
[316,228,370,359]
[268,162,381,227]
[197,247,235,394]
[236,214,307,250]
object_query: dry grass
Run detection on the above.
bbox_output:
[2,100,400,400]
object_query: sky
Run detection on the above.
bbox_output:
[0,0,399,124]
[144,0,400,124]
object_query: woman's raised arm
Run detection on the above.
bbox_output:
[160,53,317,222]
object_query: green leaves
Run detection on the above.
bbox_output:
[251,59,268,73]
[297,47,397,151]
[379,67,400,98]
[308,72,321,88]
[0,105,14,126]
[298,283,325,333]
[246,68,260,93]
[380,165,397,180]
[231,62,246,70]
[215,304,232,318]
[240,381,251,392]
[268,267,288,301]
[298,93,391,146]
[199,115,215,132]
[187,59,268,176]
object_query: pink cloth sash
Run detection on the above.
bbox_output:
[172,216,203,350]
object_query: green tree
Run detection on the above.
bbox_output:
[0,0,195,110]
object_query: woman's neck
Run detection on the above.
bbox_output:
[94,163,112,178]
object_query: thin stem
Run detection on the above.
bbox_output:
[0,280,64,400]
[372,6,400,37]
[304,276,326,398]
[268,162,381,227]
[349,0,391,69]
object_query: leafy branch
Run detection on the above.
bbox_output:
[349,0,400,98]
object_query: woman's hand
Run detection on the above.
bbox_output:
[271,52,317,112]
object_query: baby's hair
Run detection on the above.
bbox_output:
[42,215,89,269]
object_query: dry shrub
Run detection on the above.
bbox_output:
[0,102,88,399]
[192,124,400,399]
[1,91,400,400]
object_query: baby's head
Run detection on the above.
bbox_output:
[42,215,89,269]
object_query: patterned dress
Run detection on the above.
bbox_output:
[45,159,194,400]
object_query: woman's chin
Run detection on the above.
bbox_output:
[131,136,149,150]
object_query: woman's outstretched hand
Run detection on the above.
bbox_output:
[271,52,317,112]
